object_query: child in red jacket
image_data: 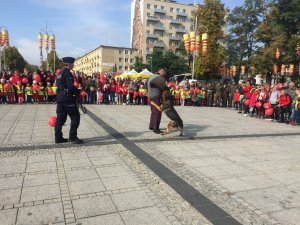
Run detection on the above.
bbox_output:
[233,89,240,110]
[278,89,291,123]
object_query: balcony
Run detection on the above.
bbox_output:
[146,33,159,39]
[154,8,166,14]
[176,11,188,17]
[170,19,181,25]
[147,16,159,22]
[169,36,181,41]
[153,25,165,31]
[153,41,165,48]
[176,28,186,33]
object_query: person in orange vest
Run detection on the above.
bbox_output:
[180,87,187,106]
[139,84,147,105]
[38,82,45,102]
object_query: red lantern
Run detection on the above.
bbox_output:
[273,64,278,74]
[277,83,283,90]
[196,89,201,94]
[265,108,274,116]
[255,102,262,108]
[190,88,195,93]
[289,64,294,74]
[263,103,272,109]
[241,66,245,75]
[281,65,286,74]
[202,33,208,56]
[34,74,41,82]
[276,48,280,60]
[32,85,40,91]
[190,32,196,53]
[22,78,28,84]
[4,83,11,89]
[48,116,57,127]
[183,34,190,54]
[244,99,250,106]
[81,91,87,97]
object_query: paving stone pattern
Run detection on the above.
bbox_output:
[0,104,299,225]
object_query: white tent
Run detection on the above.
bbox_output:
[132,68,153,79]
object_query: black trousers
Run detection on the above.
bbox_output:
[55,102,80,141]
[149,97,162,130]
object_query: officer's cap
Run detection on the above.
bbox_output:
[62,57,75,64]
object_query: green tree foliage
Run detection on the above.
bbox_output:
[131,56,149,72]
[226,0,264,77]
[41,50,63,72]
[2,46,26,71]
[149,48,189,77]
[194,0,227,78]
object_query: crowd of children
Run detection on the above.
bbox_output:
[1,69,299,126]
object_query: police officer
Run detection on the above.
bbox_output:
[55,57,83,144]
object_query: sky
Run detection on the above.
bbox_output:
[0,0,241,66]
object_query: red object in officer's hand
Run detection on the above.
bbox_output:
[34,74,41,82]
[263,103,271,109]
[22,78,28,84]
[265,108,274,116]
[244,99,250,106]
[32,85,40,91]
[4,83,11,89]
[48,116,57,127]
[255,102,262,108]
[81,91,87,97]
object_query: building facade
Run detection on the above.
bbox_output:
[74,46,139,75]
[131,0,197,61]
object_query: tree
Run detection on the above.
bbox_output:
[2,46,27,71]
[149,49,189,77]
[226,0,264,78]
[194,0,227,78]
[42,50,63,72]
[131,56,149,72]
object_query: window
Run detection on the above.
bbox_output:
[169,16,173,20]
[147,3,151,9]
[170,7,173,12]
[130,59,133,63]
[169,33,173,37]
[125,50,128,54]
[161,6,164,9]
[125,66,128,70]
[125,58,128,62]
[147,21,151,27]
[119,58,122,62]
[159,14,164,19]
[176,8,180,12]
[183,9,186,13]
[119,66,122,70]
[147,12,150,17]
[119,50,122,54]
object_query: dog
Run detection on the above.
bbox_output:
[160,92,183,136]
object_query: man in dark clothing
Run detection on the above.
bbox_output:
[147,68,168,134]
[54,57,83,144]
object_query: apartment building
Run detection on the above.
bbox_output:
[74,45,139,75]
[131,0,197,61]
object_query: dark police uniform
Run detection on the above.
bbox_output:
[54,57,82,144]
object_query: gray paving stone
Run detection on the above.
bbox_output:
[27,154,55,163]
[87,150,115,158]
[68,179,106,196]
[111,190,154,211]
[63,159,92,169]
[61,152,88,160]
[73,195,117,219]
[0,188,21,205]
[0,163,26,175]
[76,213,125,225]
[90,156,123,166]
[120,206,171,225]
[101,176,140,190]
[0,176,23,190]
[21,184,60,202]
[26,162,57,172]
[0,209,17,225]
[96,165,133,178]
[66,169,98,182]
[16,202,64,225]
[23,173,58,187]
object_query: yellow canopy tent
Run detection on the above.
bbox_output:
[131,68,153,79]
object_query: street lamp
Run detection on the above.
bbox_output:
[38,24,56,72]
[0,26,9,71]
